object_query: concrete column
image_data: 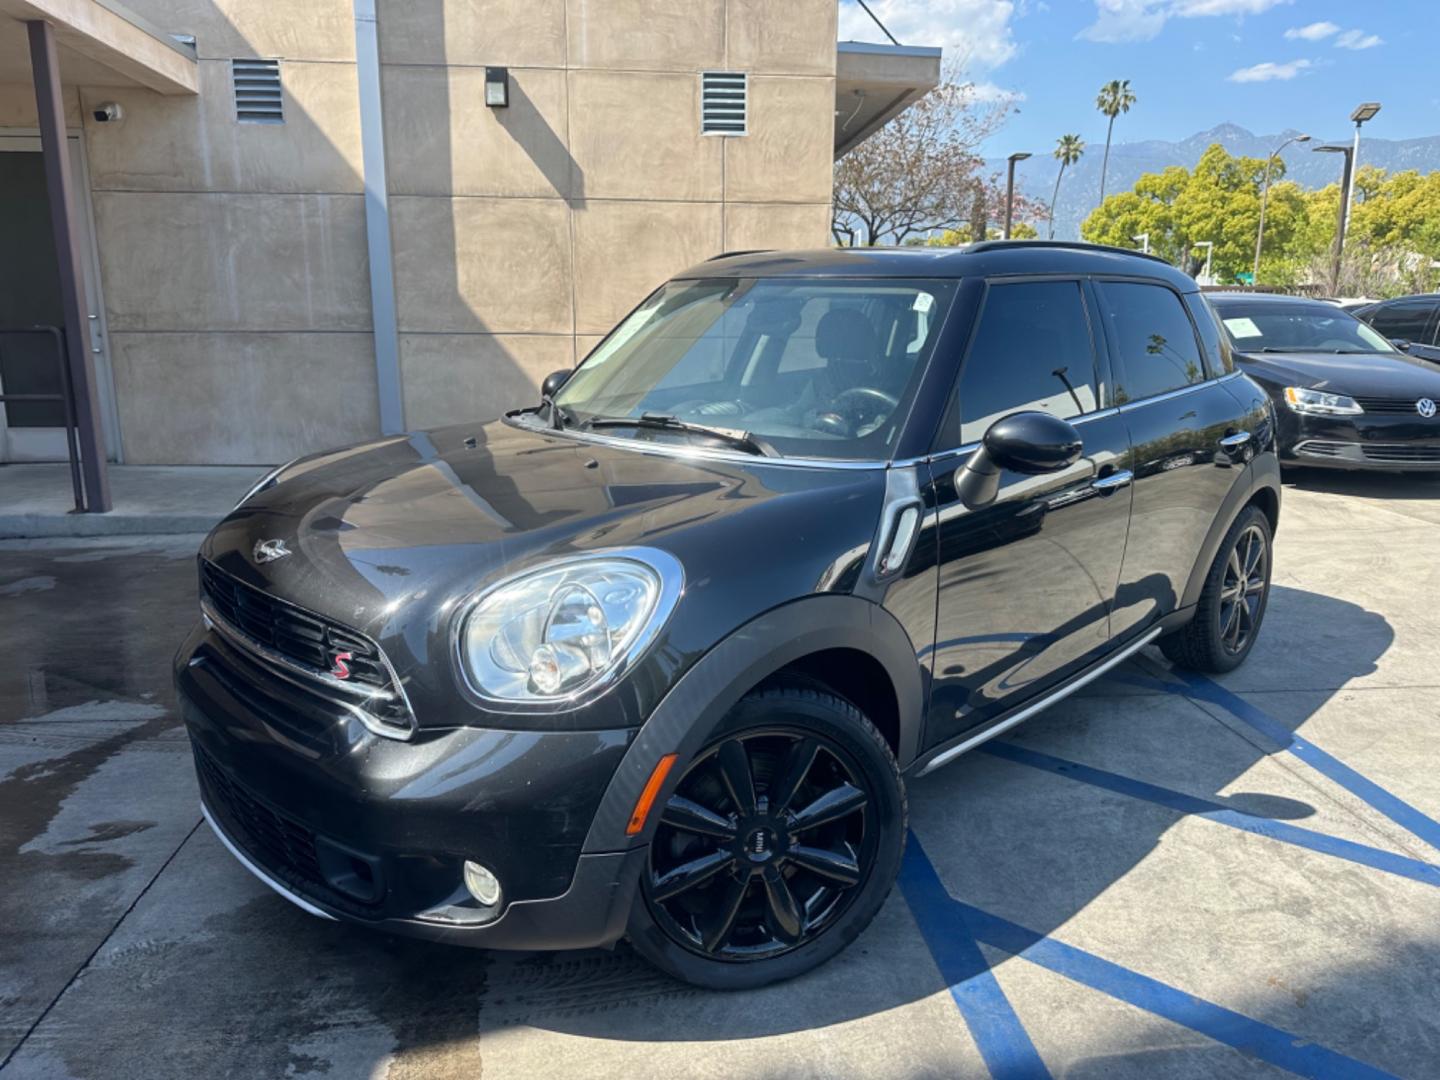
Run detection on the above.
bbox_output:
[27,19,111,511]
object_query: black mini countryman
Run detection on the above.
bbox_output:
[177,242,1281,989]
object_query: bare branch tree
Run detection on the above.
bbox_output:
[833,66,1021,246]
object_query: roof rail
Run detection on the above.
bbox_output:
[966,239,1172,266]
[707,249,773,261]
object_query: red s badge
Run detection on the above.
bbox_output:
[330,651,353,679]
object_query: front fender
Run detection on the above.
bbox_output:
[581,594,924,855]
[1179,448,1281,610]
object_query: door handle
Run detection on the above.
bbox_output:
[1091,469,1133,492]
[1219,431,1251,448]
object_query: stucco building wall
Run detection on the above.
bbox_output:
[2,0,838,464]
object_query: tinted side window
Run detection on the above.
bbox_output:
[1366,301,1435,344]
[1097,281,1204,403]
[1186,293,1233,375]
[957,281,1100,444]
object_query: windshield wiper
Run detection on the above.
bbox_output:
[582,412,778,457]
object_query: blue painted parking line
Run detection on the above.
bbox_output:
[981,741,1440,888]
[901,836,1399,1080]
[1113,669,1440,855]
[899,837,1052,1079]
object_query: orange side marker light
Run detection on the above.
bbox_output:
[626,753,678,835]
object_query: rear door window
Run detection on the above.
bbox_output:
[1366,301,1437,345]
[956,280,1100,444]
[1096,281,1205,404]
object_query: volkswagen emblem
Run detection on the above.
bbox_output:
[252,538,292,564]
[1418,398,1438,419]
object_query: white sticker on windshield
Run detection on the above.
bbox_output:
[1223,317,1261,338]
[912,292,935,313]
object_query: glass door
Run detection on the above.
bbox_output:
[0,133,115,463]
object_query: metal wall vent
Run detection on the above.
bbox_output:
[232,59,283,123]
[701,71,747,135]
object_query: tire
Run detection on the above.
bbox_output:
[1160,504,1273,674]
[626,686,906,990]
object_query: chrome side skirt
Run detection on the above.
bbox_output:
[914,625,1164,777]
[201,801,337,921]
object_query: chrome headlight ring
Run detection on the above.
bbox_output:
[454,547,685,711]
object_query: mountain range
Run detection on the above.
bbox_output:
[988,123,1440,241]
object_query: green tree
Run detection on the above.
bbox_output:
[1095,79,1136,205]
[1049,134,1085,239]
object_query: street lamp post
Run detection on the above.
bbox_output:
[1314,144,1355,295]
[1252,133,1310,284]
[1132,233,1149,254]
[1194,240,1214,284]
[1004,152,1031,240]
[1346,103,1381,244]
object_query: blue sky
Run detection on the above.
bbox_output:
[838,1,1438,154]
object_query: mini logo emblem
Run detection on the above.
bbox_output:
[252,538,291,564]
[330,651,353,680]
[1418,398,1438,419]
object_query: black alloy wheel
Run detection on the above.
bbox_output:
[1219,523,1267,655]
[627,687,905,989]
[1160,504,1273,673]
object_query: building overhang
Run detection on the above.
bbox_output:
[0,0,198,95]
[834,41,942,159]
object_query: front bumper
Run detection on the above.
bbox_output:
[1280,411,1440,470]
[177,623,644,949]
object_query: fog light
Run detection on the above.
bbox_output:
[463,861,502,907]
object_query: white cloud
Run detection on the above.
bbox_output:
[1227,58,1313,82]
[1334,28,1382,49]
[1284,20,1338,41]
[838,0,1019,69]
[1078,0,1290,44]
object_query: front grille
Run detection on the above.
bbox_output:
[199,560,412,732]
[1296,440,1346,458]
[196,744,323,888]
[1353,396,1432,415]
[195,745,384,915]
[1360,443,1440,463]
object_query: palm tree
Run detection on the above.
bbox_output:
[1095,79,1136,205]
[1049,134,1085,239]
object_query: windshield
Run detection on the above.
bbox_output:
[547,277,958,460]
[1213,300,1397,355]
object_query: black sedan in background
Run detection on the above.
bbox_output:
[1209,292,1440,470]
[1351,294,1440,365]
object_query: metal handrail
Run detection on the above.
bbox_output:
[0,325,84,511]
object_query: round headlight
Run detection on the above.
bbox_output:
[459,551,682,704]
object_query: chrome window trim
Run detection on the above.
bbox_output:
[1116,370,1242,412]
[450,546,686,714]
[503,415,890,471]
[201,801,337,921]
[200,597,416,740]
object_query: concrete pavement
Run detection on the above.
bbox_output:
[0,465,259,538]
[1,470,1439,1078]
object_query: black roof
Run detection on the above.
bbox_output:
[677,241,1197,291]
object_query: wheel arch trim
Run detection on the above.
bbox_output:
[1180,452,1281,611]
[581,594,923,855]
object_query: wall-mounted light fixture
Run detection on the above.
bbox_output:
[485,67,509,108]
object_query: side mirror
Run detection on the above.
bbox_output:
[955,411,1084,510]
[1390,339,1411,353]
[540,368,572,403]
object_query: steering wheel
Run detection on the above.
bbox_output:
[811,386,901,438]
[835,386,900,417]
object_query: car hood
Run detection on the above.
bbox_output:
[200,418,885,718]
[1235,350,1440,396]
